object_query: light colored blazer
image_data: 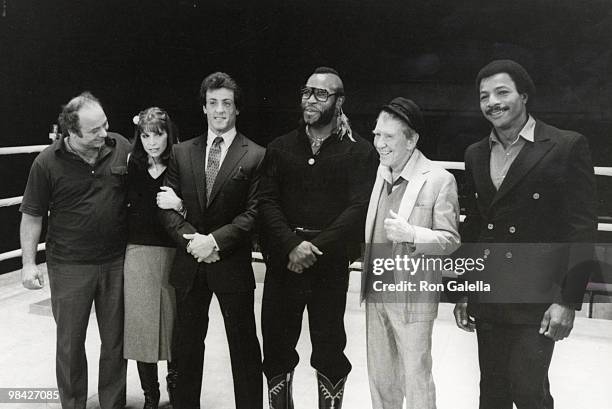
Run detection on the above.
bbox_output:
[361,149,461,321]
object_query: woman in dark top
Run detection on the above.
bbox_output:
[124,107,182,409]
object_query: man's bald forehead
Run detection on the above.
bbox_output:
[306,73,344,92]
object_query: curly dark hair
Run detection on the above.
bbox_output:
[198,72,242,110]
[129,107,179,170]
[475,59,536,104]
[57,91,101,137]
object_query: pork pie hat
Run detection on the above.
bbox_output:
[382,97,424,134]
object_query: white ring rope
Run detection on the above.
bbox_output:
[1,145,611,262]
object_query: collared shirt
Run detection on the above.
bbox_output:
[258,125,379,261]
[205,127,237,169]
[20,133,131,264]
[489,115,535,189]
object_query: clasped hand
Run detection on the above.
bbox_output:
[183,233,220,263]
[287,241,323,273]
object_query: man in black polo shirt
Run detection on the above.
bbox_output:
[20,92,130,409]
[259,67,378,409]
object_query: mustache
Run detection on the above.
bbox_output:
[302,103,320,111]
[485,105,509,115]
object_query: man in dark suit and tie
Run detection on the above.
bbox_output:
[160,72,265,409]
[453,60,597,409]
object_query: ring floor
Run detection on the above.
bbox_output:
[1,263,611,409]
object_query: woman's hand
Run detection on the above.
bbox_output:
[157,186,183,212]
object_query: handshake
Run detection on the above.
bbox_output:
[183,233,220,263]
[287,241,323,274]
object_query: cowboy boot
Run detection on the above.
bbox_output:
[317,372,346,409]
[166,361,178,408]
[137,361,160,409]
[267,371,294,409]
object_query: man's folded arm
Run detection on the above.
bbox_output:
[158,147,196,249]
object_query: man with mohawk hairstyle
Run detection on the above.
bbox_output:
[258,66,378,409]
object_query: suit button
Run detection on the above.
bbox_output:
[483,248,490,256]
[475,192,478,198]
[505,251,513,259]
[509,226,516,234]
[533,192,540,200]
[487,223,494,230]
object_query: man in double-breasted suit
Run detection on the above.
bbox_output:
[160,72,265,409]
[453,60,597,409]
[361,97,460,409]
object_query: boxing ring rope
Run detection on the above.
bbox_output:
[1,144,612,263]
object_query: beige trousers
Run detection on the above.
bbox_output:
[366,301,436,409]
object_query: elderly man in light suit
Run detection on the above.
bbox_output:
[361,97,460,409]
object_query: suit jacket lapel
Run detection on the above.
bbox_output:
[470,139,496,207]
[491,124,553,207]
[207,133,248,206]
[398,173,426,219]
[397,151,429,220]
[190,135,207,211]
[365,171,385,243]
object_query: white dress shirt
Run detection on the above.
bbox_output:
[205,127,237,169]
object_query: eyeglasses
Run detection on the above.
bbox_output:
[300,87,342,102]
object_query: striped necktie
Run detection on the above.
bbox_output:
[206,136,223,200]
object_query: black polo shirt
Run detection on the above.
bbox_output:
[20,133,130,264]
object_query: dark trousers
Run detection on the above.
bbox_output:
[173,273,262,409]
[47,256,127,409]
[261,270,352,383]
[476,320,555,409]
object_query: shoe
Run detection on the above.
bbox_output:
[166,365,178,408]
[267,371,294,409]
[143,389,160,409]
[317,372,346,409]
[137,362,160,409]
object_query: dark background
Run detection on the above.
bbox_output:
[1,0,611,272]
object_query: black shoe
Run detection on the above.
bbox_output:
[166,365,178,408]
[317,372,346,409]
[143,389,160,409]
[137,361,160,409]
[267,371,294,409]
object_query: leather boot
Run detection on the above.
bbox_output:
[267,371,294,409]
[317,372,346,409]
[137,361,160,409]
[166,361,178,408]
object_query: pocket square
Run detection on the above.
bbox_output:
[232,166,248,180]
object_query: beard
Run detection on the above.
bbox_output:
[302,102,336,127]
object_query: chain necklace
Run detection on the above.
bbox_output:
[305,126,329,152]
